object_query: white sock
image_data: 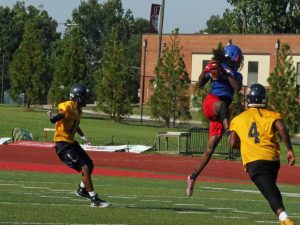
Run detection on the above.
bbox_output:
[80,181,85,188]
[279,211,288,221]
[89,191,97,197]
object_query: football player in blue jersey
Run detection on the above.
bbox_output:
[186,44,244,197]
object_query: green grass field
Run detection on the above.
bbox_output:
[1,105,300,162]
[0,105,167,146]
[0,105,211,155]
[0,170,299,225]
[131,105,202,122]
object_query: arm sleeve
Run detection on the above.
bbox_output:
[50,113,64,124]
[76,126,84,137]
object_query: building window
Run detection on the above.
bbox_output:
[247,61,258,85]
[297,62,300,86]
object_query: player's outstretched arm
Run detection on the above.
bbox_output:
[198,71,210,88]
[77,127,91,145]
[227,74,242,92]
[274,119,295,166]
[229,130,241,149]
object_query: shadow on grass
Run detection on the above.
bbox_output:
[122,204,218,213]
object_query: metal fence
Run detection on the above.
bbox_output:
[185,127,240,160]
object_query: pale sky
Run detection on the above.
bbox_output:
[0,0,232,33]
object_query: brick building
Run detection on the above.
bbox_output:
[139,34,300,104]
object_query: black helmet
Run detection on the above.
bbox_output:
[247,83,267,108]
[70,84,88,107]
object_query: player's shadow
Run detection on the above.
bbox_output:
[122,205,218,213]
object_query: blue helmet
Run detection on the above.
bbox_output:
[224,44,244,71]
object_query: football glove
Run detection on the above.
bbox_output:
[47,110,52,119]
[204,60,219,72]
[204,60,221,80]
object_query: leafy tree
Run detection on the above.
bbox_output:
[0,2,47,92]
[228,0,300,33]
[267,43,300,135]
[230,91,244,118]
[126,17,150,103]
[200,8,244,34]
[202,0,300,34]
[71,0,149,100]
[149,29,191,127]
[94,28,133,122]
[8,10,59,109]
[48,26,88,105]
[0,3,26,62]
[200,11,233,34]
[71,0,126,71]
[123,16,150,103]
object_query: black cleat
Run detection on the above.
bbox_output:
[90,195,111,208]
[76,186,91,199]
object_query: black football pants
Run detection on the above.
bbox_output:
[246,160,284,214]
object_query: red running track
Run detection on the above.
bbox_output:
[0,143,299,185]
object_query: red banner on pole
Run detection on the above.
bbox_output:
[150,4,161,33]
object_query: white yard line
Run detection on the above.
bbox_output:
[1,181,299,225]
[0,223,127,225]
[214,216,248,219]
[174,203,204,206]
[254,221,279,224]
[176,211,211,214]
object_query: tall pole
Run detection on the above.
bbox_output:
[1,51,4,104]
[140,39,147,124]
[157,0,165,63]
[275,39,280,64]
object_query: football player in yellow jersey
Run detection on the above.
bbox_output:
[47,84,111,208]
[229,83,296,225]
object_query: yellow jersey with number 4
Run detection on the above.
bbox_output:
[230,108,282,166]
[54,100,81,143]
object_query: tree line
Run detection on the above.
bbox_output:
[201,0,300,34]
[1,0,149,114]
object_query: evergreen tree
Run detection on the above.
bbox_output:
[230,90,244,119]
[0,3,27,92]
[94,28,133,122]
[8,11,58,109]
[71,0,150,101]
[267,43,300,135]
[48,26,88,105]
[149,29,191,127]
